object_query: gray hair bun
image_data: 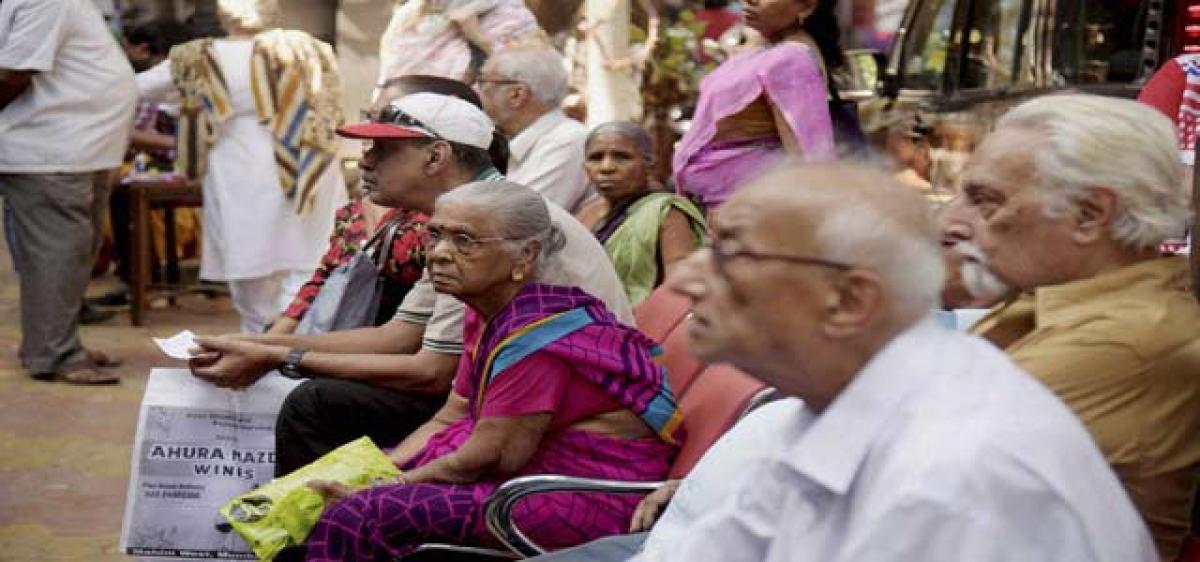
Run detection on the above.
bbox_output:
[542,223,567,257]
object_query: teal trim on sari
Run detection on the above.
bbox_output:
[487,307,595,386]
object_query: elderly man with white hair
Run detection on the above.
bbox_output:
[961,94,1200,561]
[477,46,592,212]
[646,161,1155,562]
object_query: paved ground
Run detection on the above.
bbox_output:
[0,233,240,561]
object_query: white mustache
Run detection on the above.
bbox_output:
[952,240,988,264]
[953,241,1012,302]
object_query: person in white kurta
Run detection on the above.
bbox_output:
[580,0,658,127]
[136,38,344,333]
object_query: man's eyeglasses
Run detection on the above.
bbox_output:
[358,104,441,139]
[475,77,522,88]
[425,226,510,257]
[707,238,853,276]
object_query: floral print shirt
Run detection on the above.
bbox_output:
[283,198,428,321]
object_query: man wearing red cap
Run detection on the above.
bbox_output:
[189,93,632,475]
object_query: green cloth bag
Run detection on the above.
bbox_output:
[219,436,402,561]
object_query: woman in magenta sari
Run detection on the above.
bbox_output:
[674,0,842,211]
[305,181,681,561]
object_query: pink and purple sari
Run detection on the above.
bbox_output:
[305,284,681,561]
[673,42,835,209]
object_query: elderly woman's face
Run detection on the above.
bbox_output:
[584,132,651,205]
[425,200,525,298]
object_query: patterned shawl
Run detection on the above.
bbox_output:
[1171,54,1200,166]
[169,30,344,214]
[468,283,683,444]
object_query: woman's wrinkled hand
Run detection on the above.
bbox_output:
[307,480,354,505]
[306,475,406,506]
[629,480,681,533]
[388,446,413,469]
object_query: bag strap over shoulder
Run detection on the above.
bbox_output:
[363,217,405,272]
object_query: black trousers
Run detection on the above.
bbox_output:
[274,378,444,476]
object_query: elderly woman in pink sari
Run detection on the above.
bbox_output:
[674,0,842,211]
[305,181,681,561]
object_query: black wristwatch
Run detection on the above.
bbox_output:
[279,347,308,379]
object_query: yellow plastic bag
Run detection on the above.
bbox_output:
[219,436,401,561]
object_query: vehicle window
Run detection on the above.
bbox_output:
[900,0,959,90]
[959,0,1029,89]
[1054,0,1148,84]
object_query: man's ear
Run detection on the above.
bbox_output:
[425,141,452,173]
[510,83,531,109]
[821,270,884,339]
[1072,187,1118,245]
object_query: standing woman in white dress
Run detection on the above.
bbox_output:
[136,0,347,333]
[580,0,659,127]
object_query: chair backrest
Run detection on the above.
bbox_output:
[669,364,766,478]
[633,286,769,479]
[659,325,706,398]
[634,286,692,343]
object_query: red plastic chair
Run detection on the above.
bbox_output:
[483,293,771,557]
[669,364,767,478]
[633,286,692,343]
[659,325,706,399]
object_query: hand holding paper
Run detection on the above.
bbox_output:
[153,330,200,360]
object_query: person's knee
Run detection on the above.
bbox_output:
[286,378,356,410]
[278,378,377,431]
[321,487,377,527]
[278,379,329,427]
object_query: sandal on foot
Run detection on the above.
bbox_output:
[55,363,120,385]
[85,349,124,368]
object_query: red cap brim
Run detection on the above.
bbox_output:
[336,122,433,140]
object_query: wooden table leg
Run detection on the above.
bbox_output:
[164,206,180,285]
[129,187,150,326]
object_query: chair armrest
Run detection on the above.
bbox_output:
[403,543,520,561]
[484,475,666,557]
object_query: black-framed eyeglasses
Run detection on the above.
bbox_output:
[425,226,510,257]
[707,238,853,276]
[359,104,441,139]
[474,77,522,88]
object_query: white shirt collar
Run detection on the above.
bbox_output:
[780,315,946,494]
[509,109,568,164]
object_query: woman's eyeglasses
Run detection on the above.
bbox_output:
[425,226,509,257]
[707,238,853,277]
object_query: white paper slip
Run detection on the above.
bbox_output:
[153,330,199,360]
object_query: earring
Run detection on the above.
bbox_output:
[512,270,525,282]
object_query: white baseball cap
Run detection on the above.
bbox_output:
[337,92,495,150]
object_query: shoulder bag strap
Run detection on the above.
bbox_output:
[366,217,405,273]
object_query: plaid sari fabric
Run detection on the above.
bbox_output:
[305,284,680,560]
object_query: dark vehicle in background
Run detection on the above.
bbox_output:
[863,0,1198,191]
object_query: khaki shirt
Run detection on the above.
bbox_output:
[972,257,1200,560]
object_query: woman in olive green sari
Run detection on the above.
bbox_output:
[575,122,707,307]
